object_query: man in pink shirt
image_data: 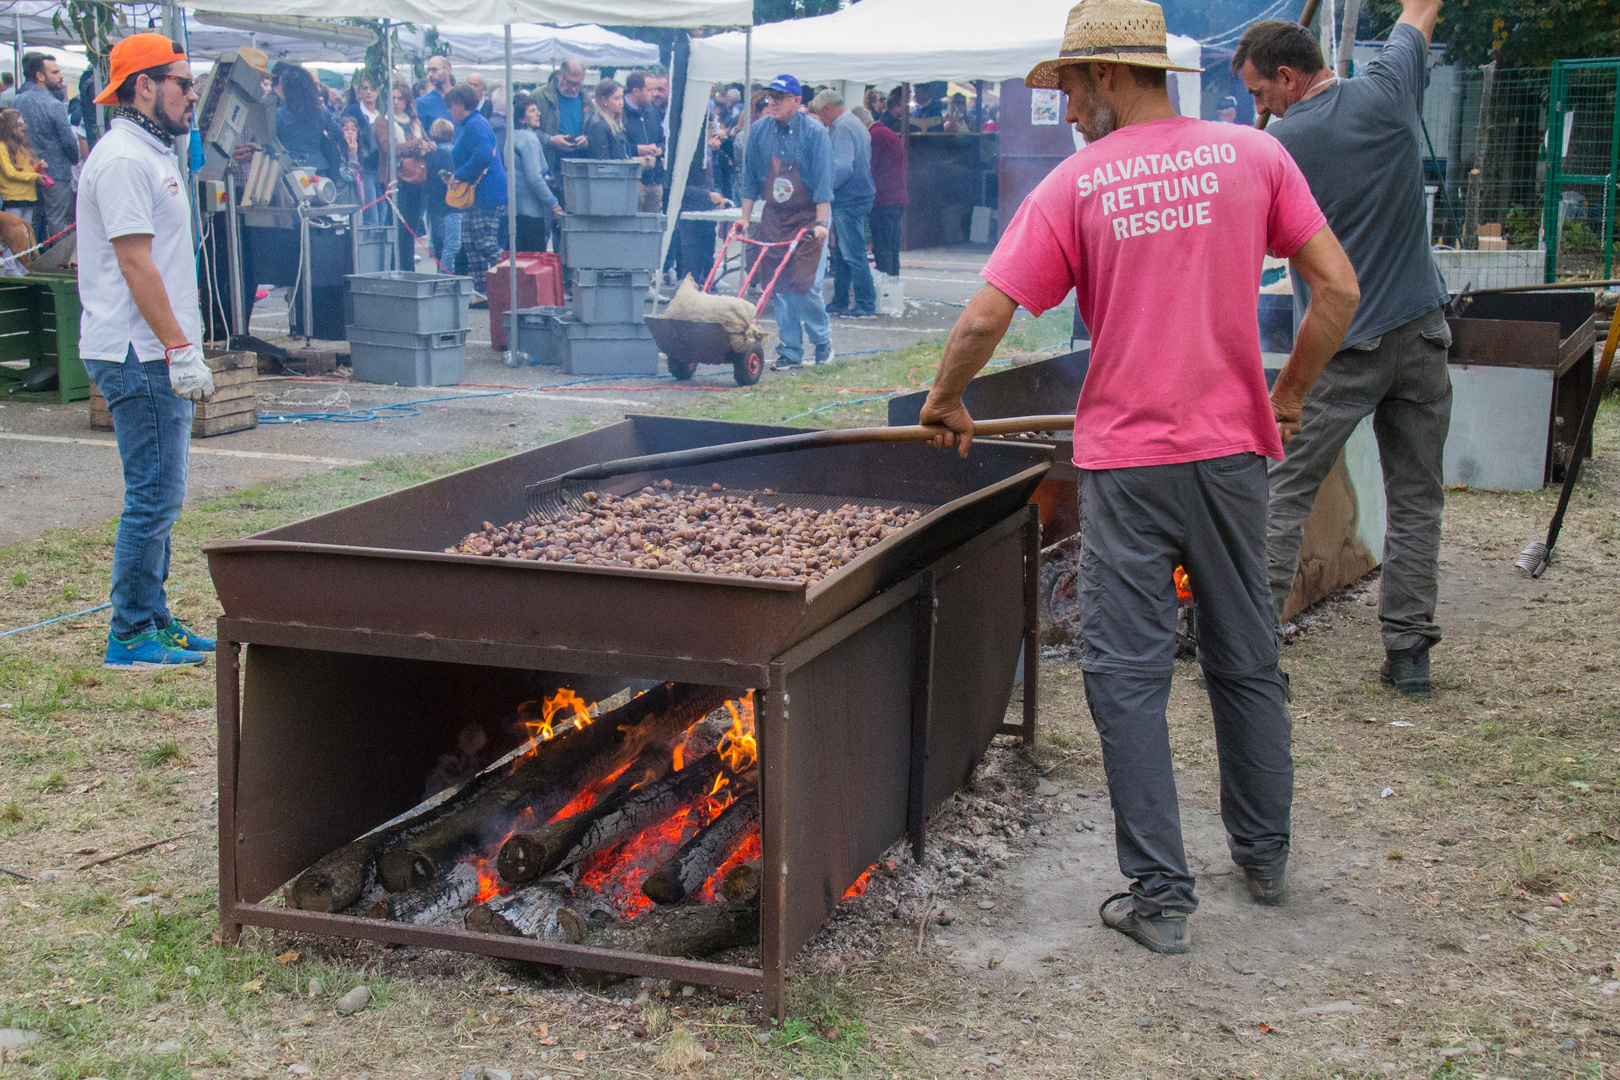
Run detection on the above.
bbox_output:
[920,0,1360,954]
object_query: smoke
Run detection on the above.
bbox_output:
[423,724,492,798]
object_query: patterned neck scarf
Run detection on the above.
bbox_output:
[113,106,175,148]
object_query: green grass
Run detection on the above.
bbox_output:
[655,305,1076,430]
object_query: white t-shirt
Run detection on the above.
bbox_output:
[76,118,200,362]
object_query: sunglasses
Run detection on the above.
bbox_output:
[152,74,193,94]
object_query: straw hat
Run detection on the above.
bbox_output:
[1025,0,1201,88]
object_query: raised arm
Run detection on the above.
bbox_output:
[1397,0,1442,45]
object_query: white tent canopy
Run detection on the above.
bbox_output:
[178,0,750,28]
[404,23,658,66]
[686,0,1200,90]
[667,0,1201,267]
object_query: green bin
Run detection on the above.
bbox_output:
[0,271,88,403]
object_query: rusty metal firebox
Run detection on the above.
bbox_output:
[206,415,1052,1015]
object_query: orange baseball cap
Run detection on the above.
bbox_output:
[92,33,187,105]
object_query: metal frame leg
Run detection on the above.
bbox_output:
[759,667,787,1020]
[1020,504,1040,744]
[907,570,937,864]
[217,638,243,944]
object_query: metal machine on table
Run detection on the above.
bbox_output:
[194,49,394,349]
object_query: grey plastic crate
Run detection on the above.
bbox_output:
[348,325,467,386]
[353,224,396,275]
[571,268,651,324]
[560,320,660,377]
[507,306,568,365]
[560,158,643,216]
[559,213,664,270]
[347,271,473,334]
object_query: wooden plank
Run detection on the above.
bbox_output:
[195,383,257,407]
[206,351,258,372]
[194,401,260,422]
[193,413,258,438]
[209,368,257,388]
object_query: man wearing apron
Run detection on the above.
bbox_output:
[734,75,834,370]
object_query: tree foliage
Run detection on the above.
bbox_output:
[754,0,847,24]
[1358,0,1620,67]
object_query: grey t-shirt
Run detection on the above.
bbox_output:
[1267,24,1448,348]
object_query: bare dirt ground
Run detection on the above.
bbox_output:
[1,408,1617,1080]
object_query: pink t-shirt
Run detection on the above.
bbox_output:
[983,116,1326,470]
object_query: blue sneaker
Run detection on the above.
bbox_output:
[158,618,215,653]
[104,630,206,670]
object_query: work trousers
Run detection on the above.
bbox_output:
[828,197,875,314]
[1079,455,1294,916]
[771,241,831,364]
[82,349,193,640]
[869,203,903,278]
[1266,307,1452,650]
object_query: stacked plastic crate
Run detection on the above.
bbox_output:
[552,159,662,375]
[346,271,475,386]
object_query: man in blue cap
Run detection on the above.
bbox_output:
[733,74,834,370]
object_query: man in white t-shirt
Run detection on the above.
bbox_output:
[77,32,215,670]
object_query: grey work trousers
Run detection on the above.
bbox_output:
[1079,455,1294,916]
[1267,307,1452,651]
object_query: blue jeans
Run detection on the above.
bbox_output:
[771,241,831,363]
[83,350,193,639]
[430,212,463,273]
[828,198,875,313]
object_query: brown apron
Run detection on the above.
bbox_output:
[754,155,823,295]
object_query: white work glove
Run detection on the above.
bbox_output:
[164,343,215,402]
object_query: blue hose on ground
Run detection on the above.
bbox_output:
[257,375,680,424]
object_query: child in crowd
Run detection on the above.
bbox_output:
[0,108,47,226]
[423,117,461,274]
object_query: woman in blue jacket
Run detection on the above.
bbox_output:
[444,83,508,300]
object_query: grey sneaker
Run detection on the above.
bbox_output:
[814,343,835,364]
[1099,892,1190,954]
[1380,643,1432,696]
[772,355,802,371]
[1239,864,1287,906]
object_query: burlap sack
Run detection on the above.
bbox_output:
[663,275,768,354]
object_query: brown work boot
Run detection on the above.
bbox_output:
[1099,892,1190,954]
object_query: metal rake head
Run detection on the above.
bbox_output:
[1513,540,1550,578]
[524,479,600,523]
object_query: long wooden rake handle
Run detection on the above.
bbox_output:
[530,414,1076,492]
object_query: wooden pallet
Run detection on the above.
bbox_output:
[89,351,259,438]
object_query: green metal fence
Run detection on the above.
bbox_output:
[1541,58,1620,281]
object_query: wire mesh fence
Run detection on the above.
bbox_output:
[1423,64,1554,289]
[1543,60,1620,280]
[1418,59,1620,286]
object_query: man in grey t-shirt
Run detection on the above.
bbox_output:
[1235,0,1450,696]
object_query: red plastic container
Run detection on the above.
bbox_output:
[487,253,564,350]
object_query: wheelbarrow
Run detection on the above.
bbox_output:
[644,226,810,387]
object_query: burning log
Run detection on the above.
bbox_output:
[497,749,736,886]
[557,901,762,984]
[720,859,763,906]
[384,861,481,924]
[641,790,760,905]
[465,885,571,939]
[287,683,731,911]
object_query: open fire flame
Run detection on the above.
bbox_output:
[469,689,762,918]
[1174,565,1193,606]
